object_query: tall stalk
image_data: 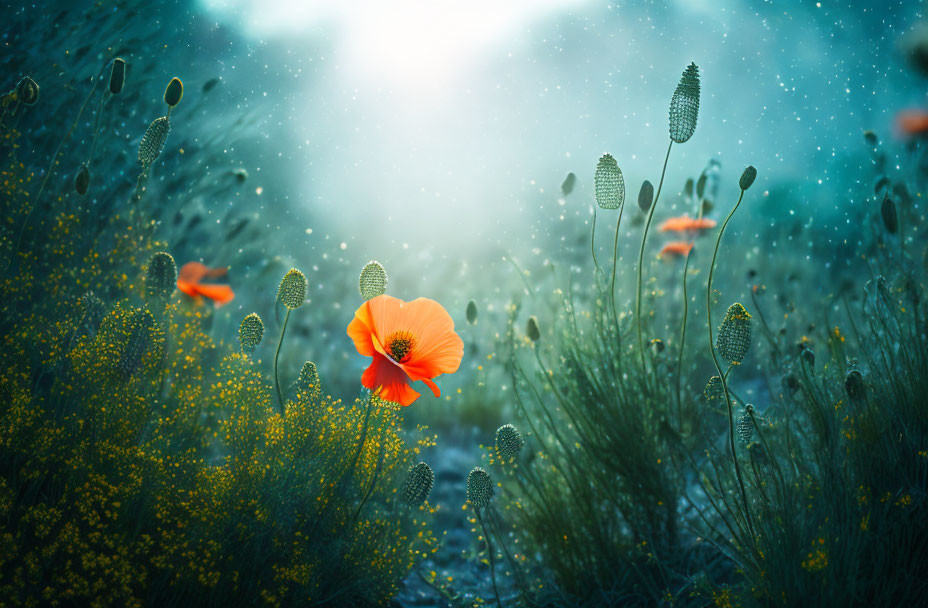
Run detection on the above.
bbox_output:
[273,308,290,413]
[706,165,757,539]
[636,140,673,371]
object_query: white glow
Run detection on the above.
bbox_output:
[201,0,582,85]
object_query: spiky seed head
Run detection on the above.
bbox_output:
[801,347,815,369]
[145,252,177,302]
[164,77,183,107]
[495,424,524,462]
[297,361,321,397]
[16,76,39,105]
[704,375,724,403]
[109,58,126,95]
[74,164,90,195]
[594,153,625,210]
[466,467,493,508]
[845,370,865,401]
[526,315,540,342]
[638,180,654,213]
[402,462,434,506]
[669,62,700,143]
[118,308,155,380]
[138,116,170,167]
[80,291,106,335]
[739,166,757,191]
[561,172,576,196]
[716,303,752,365]
[239,313,264,354]
[737,412,754,443]
[359,261,387,301]
[278,269,307,309]
[881,195,897,234]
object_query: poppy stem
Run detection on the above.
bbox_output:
[636,139,674,374]
[706,187,755,542]
[273,308,291,414]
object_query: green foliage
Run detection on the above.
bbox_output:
[0,91,434,608]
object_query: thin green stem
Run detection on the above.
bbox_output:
[591,205,600,272]
[610,201,627,334]
[478,508,503,608]
[636,139,673,372]
[706,188,755,541]
[675,249,692,421]
[11,69,104,266]
[274,308,291,414]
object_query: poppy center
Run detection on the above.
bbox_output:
[386,331,416,363]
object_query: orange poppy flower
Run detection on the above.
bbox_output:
[658,215,717,233]
[659,241,694,258]
[897,109,928,137]
[347,295,463,406]
[176,262,235,306]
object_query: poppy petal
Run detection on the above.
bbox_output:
[194,284,235,306]
[361,352,420,406]
[347,303,376,357]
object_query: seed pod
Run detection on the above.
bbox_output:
[781,373,799,396]
[239,313,264,354]
[118,308,155,380]
[145,252,177,302]
[138,116,170,168]
[638,180,654,213]
[495,424,524,462]
[466,467,493,508]
[737,412,754,443]
[16,76,39,105]
[109,58,126,95]
[297,361,321,397]
[74,164,90,195]
[359,261,387,301]
[561,172,576,196]
[526,315,540,342]
[845,370,865,402]
[278,268,307,309]
[696,173,708,199]
[716,303,752,365]
[881,195,897,234]
[684,178,694,200]
[704,375,724,403]
[739,166,757,191]
[164,77,183,107]
[801,348,815,368]
[402,462,434,506]
[863,130,878,146]
[80,291,106,336]
[669,62,700,144]
[466,299,478,325]
[594,153,625,210]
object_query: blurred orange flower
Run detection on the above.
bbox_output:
[347,295,463,406]
[176,262,235,306]
[659,215,717,233]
